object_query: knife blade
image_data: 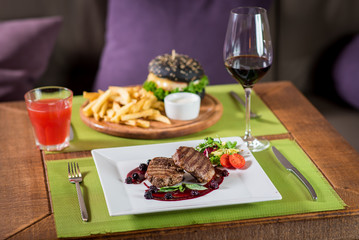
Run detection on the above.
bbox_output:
[272,146,317,200]
[229,91,260,118]
[69,124,74,141]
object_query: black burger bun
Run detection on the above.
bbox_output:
[143,50,209,100]
[148,52,204,83]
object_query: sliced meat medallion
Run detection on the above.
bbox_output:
[145,157,184,188]
[172,146,215,183]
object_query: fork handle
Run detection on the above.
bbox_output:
[75,182,88,221]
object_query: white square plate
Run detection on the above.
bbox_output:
[91,137,282,216]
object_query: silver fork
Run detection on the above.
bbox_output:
[68,162,88,221]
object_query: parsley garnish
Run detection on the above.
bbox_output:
[158,183,207,193]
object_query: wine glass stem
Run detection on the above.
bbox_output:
[244,87,254,142]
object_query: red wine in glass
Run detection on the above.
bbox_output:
[225,55,271,88]
[223,7,273,152]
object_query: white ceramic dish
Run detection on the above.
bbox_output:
[164,92,201,120]
[91,137,282,216]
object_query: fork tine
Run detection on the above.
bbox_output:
[71,162,74,177]
[71,162,77,177]
[73,162,77,177]
[76,162,82,177]
[68,162,71,178]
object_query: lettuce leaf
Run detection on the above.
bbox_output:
[143,75,209,101]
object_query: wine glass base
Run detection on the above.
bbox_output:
[244,138,270,152]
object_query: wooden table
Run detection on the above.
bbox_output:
[1,81,359,240]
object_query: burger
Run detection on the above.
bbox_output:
[143,50,209,101]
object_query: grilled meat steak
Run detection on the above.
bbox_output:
[172,146,215,183]
[145,157,185,188]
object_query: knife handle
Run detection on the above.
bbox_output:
[290,168,318,201]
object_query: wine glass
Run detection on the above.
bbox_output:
[223,7,273,152]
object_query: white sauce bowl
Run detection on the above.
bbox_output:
[164,92,201,120]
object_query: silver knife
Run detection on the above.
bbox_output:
[69,124,74,141]
[229,91,260,118]
[272,146,317,200]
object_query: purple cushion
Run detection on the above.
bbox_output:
[0,17,62,101]
[333,35,359,109]
[94,0,272,91]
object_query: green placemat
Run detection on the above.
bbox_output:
[47,139,345,238]
[64,84,287,152]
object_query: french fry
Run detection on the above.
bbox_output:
[83,91,100,101]
[123,120,136,126]
[106,109,115,118]
[128,86,141,96]
[94,112,100,121]
[99,101,108,118]
[82,99,98,117]
[104,115,112,122]
[142,96,156,110]
[148,113,171,124]
[111,101,136,123]
[151,101,164,111]
[91,89,112,113]
[129,98,146,113]
[135,119,150,128]
[112,102,122,112]
[120,109,154,121]
[109,86,131,105]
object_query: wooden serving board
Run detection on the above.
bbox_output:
[79,94,223,139]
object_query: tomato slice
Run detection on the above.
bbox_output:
[220,154,232,168]
[229,153,245,169]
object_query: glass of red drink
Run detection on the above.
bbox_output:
[24,86,73,151]
[223,7,273,152]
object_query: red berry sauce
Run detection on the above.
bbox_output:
[145,168,228,201]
